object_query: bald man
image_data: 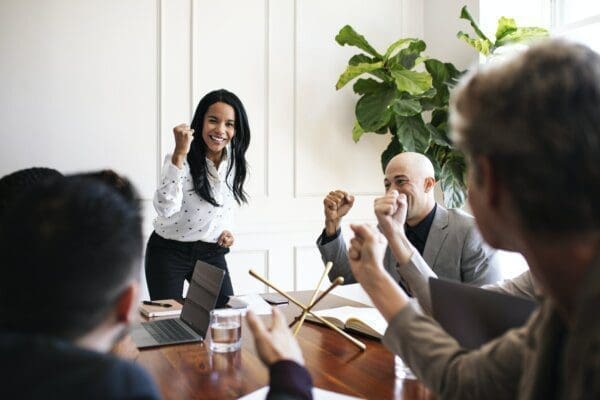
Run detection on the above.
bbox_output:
[317,152,501,307]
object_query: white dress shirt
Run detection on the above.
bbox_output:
[152,152,236,243]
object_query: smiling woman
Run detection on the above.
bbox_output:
[145,89,251,307]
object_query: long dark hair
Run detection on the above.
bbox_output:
[188,89,250,206]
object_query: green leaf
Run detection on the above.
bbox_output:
[388,40,427,70]
[349,54,375,66]
[395,115,430,153]
[335,25,382,59]
[425,145,447,180]
[444,63,463,87]
[336,61,384,90]
[457,31,492,56]
[424,60,462,107]
[352,120,365,142]
[441,153,467,208]
[383,38,416,60]
[430,108,448,127]
[355,87,397,132]
[426,60,462,87]
[495,16,517,41]
[390,68,432,95]
[425,59,448,85]
[459,5,492,43]
[392,98,422,116]
[426,123,451,147]
[353,78,385,95]
[495,27,549,47]
[381,137,403,172]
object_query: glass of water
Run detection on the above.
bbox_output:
[209,308,242,352]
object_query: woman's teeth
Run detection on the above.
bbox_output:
[209,135,225,143]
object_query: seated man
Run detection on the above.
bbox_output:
[0,176,160,399]
[317,152,501,294]
[374,189,539,314]
[0,175,313,400]
[347,39,600,399]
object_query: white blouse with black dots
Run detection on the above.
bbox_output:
[152,152,236,243]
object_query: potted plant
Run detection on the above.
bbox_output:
[335,25,466,207]
[335,8,549,208]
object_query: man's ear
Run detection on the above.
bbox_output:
[423,176,436,193]
[115,281,139,324]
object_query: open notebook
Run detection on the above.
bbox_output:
[306,306,387,339]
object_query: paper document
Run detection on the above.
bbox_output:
[227,294,273,315]
[238,386,362,399]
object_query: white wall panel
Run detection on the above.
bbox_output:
[0,0,158,198]
[294,0,403,197]
[227,250,269,295]
[193,0,268,199]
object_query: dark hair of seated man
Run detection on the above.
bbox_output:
[0,167,63,217]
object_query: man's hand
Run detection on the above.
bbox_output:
[348,223,410,320]
[217,230,234,248]
[323,190,355,236]
[110,334,140,360]
[246,308,304,366]
[347,224,387,286]
[171,123,195,168]
[374,190,408,240]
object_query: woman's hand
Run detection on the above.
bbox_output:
[171,123,195,168]
[218,230,235,248]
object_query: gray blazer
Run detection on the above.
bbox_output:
[316,205,502,308]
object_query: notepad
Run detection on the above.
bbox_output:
[138,299,183,318]
[306,306,387,339]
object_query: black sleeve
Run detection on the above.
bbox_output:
[317,228,341,246]
[267,360,313,400]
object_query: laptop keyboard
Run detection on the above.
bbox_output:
[143,319,197,343]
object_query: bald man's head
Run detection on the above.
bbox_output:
[384,152,437,225]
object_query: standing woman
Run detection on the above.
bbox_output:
[145,89,250,307]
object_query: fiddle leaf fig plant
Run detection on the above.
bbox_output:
[335,25,467,208]
[457,5,549,57]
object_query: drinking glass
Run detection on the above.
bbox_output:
[209,308,242,352]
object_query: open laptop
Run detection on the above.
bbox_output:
[429,277,537,349]
[131,260,225,348]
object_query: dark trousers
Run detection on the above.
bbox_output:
[145,231,234,308]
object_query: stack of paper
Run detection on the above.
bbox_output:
[227,294,273,315]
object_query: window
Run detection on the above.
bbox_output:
[553,0,600,52]
[479,0,600,52]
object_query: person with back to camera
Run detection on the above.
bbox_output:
[145,89,251,307]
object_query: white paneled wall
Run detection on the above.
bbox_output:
[0,0,159,198]
[2,0,518,301]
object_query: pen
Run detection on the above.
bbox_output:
[143,300,172,308]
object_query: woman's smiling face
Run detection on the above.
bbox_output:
[202,102,236,159]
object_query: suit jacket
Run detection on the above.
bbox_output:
[0,333,160,400]
[316,205,501,307]
[382,251,600,400]
[484,270,538,299]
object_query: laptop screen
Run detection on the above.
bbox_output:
[180,260,225,336]
[430,277,537,349]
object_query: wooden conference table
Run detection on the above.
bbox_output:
[137,291,435,400]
